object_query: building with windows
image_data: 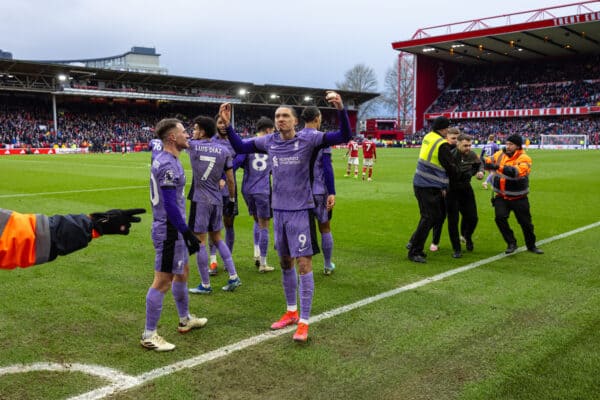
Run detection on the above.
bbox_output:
[40,46,167,75]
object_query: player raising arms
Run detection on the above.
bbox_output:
[223,91,353,342]
[299,106,337,275]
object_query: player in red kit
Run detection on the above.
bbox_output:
[344,140,360,178]
[361,136,377,181]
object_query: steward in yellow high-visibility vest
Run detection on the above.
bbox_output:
[407,116,458,263]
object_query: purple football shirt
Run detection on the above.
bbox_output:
[241,153,272,195]
[149,138,163,162]
[150,151,186,241]
[300,128,332,195]
[253,130,326,211]
[188,139,233,205]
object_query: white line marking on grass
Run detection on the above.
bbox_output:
[0,363,140,387]
[2,221,598,400]
[0,186,146,199]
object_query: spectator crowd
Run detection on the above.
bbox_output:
[0,95,339,150]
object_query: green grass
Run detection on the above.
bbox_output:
[0,149,599,399]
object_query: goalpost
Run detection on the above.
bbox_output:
[540,134,588,149]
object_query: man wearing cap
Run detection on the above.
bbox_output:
[484,134,543,255]
[407,116,458,263]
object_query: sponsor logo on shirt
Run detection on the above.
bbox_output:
[276,156,301,165]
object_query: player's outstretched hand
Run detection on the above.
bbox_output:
[90,208,146,235]
[183,230,201,255]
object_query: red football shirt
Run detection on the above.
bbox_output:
[362,140,376,159]
[347,141,359,157]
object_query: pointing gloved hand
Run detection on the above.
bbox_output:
[90,208,146,235]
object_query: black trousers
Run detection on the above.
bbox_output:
[431,206,446,245]
[493,196,536,249]
[409,186,445,256]
[446,185,478,252]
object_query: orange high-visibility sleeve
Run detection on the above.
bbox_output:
[0,211,37,269]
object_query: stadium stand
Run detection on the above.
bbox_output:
[391,2,600,146]
[0,93,342,150]
[0,56,376,152]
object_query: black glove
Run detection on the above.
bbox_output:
[502,165,517,177]
[182,230,200,255]
[90,208,146,235]
[224,197,235,216]
[484,162,499,170]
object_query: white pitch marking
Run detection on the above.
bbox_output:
[0,186,146,199]
[0,362,140,387]
[2,222,598,400]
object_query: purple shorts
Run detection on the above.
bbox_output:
[189,201,223,233]
[243,193,272,219]
[273,209,319,258]
[153,238,187,274]
[313,194,332,224]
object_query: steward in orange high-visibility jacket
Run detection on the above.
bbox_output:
[0,208,145,270]
[484,134,543,255]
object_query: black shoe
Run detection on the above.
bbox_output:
[408,254,427,263]
[452,251,462,259]
[505,243,517,254]
[466,239,474,252]
[528,247,544,254]
[418,251,427,258]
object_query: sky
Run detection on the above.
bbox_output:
[0,0,586,92]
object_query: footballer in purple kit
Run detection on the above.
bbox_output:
[223,91,352,343]
[239,116,276,273]
[299,106,337,276]
[148,137,163,162]
[187,115,242,294]
[141,118,207,352]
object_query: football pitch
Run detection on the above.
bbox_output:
[1,148,599,400]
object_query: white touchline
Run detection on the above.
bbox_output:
[2,221,598,400]
[0,186,146,199]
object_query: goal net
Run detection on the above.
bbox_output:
[540,135,588,149]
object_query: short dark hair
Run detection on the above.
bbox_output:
[431,116,450,131]
[155,118,181,141]
[256,116,274,131]
[276,105,297,118]
[457,133,472,142]
[193,116,217,138]
[300,106,321,123]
